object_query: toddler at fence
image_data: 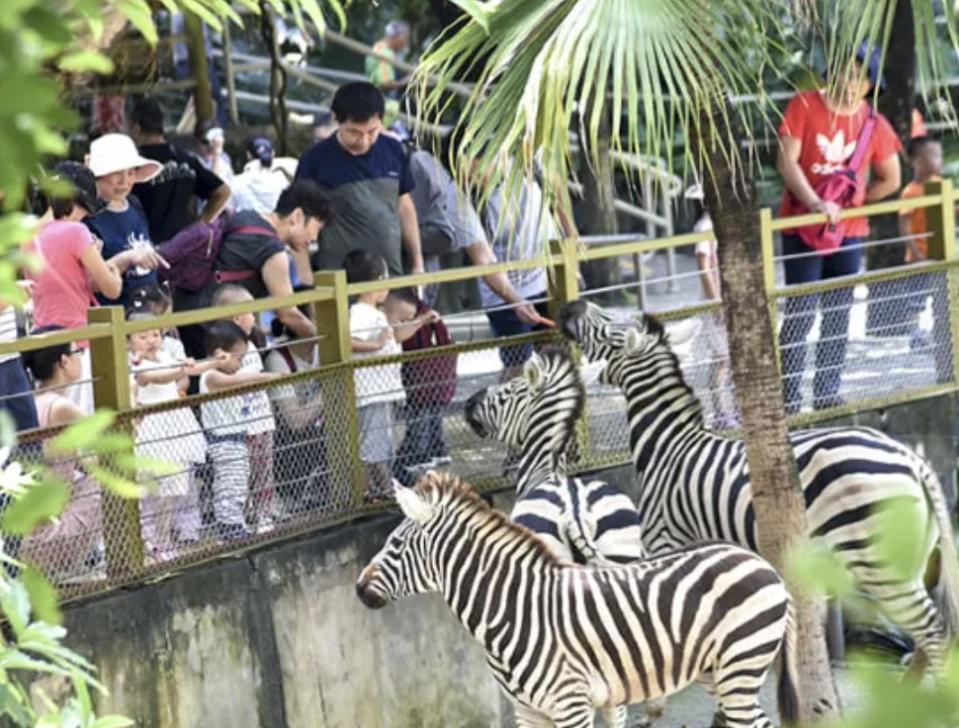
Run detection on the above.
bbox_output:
[128,311,217,560]
[199,321,277,541]
[210,284,278,533]
[384,288,455,485]
[346,251,407,501]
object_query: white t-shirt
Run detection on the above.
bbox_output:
[241,341,276,435]
[199,370,247,437]
[693,216,719,301]
[349,302,403,407]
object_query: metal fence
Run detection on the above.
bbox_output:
[2,181,958,601]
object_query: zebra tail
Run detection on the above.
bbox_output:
[777,600,801,727]
[918,461,959,641]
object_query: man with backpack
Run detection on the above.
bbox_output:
[777,45,901,413]
[157,181,327,359]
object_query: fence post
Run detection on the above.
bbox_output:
[548,237,580,320]
[759,208,781,370]
[87,306,143,580]
[923,179,959,383]
[312,271,366,507]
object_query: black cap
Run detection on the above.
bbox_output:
[53,161,102,215]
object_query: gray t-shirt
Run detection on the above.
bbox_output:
[295,134,414,276]
[477,179,555,308]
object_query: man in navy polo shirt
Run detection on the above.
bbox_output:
[295,82,424,276]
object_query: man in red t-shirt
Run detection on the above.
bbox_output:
[777,45,902,413]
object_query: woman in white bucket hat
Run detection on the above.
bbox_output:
[84,133,168,308]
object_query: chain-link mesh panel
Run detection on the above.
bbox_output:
[776,267,955,414]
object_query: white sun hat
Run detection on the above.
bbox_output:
[87,133,162,182]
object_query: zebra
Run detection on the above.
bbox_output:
[464,346,645,566]
[357,472,800,728]
[558,298,959,679]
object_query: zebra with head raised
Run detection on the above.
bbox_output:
[559,299,959,678]
[464,346,644,566]
[357,473,799,728]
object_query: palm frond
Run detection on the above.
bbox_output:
[413,0,959,226]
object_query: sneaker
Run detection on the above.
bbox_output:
[217,522,250,542]
[909,329,933,353]
[432,455,452,466]
[813,393,846,411]
[255,516,275,535]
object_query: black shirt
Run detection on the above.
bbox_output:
[134,142,225,244]
[217,211,286,299]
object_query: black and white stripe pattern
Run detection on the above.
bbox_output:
[357,473,799,728]
[464,347,644,566]
[559,299,959,677]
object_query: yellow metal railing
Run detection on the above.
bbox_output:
[2,183,956,600]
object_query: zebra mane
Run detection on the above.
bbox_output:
[412,471,564,565]
[634,314,707,429]
[535,343,586,439]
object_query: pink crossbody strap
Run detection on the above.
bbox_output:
[847,108,877,174]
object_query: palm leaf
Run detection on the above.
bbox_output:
[413,0,959,225]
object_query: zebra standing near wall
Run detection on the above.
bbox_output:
[357,472,799,728]
[464,346,645,565]
[559,299,959,679]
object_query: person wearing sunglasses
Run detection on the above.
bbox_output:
[19,328,102,579]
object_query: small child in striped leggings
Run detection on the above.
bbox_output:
[199,321,277,542]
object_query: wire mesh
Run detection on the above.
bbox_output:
[775,266,955,413]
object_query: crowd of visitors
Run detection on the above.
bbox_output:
[0,41,950,575]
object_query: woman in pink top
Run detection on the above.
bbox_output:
[26,162,157,414]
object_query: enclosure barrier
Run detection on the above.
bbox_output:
[0,184,956,602]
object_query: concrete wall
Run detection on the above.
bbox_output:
[64,513,517,728]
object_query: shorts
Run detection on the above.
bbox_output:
[485,292,551,368]
[357,403,395,464]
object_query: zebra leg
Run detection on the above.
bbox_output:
[599,704,627,727]
[712,666,773,728]
[514,703,554,727]
[873,579,948,679]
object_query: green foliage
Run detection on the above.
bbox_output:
[0,2,346,725]
[788,495,959,728]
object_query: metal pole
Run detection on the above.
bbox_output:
[222,21,239,125]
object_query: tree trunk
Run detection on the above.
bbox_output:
[260,3,289,155]
[183,10,214,132]
[578,111,622,304]
[699,106,841,721]
[867,0,915,335]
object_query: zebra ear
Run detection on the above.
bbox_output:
[394,482,435,525]
[523,356,546,394]
[623,327,645,356]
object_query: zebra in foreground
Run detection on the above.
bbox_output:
[464,346,645,565]
[559,299,959,679]
[357,472,799,728]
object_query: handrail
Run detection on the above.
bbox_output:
[5,189,951,360]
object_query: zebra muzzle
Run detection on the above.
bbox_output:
[356,566,387,609]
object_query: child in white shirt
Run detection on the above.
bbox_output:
[128,312,220,559]
[345,251,406,500]
[199,320,277,541]
[210,284,279,532]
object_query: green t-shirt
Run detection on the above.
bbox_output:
[365,41,396,86]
